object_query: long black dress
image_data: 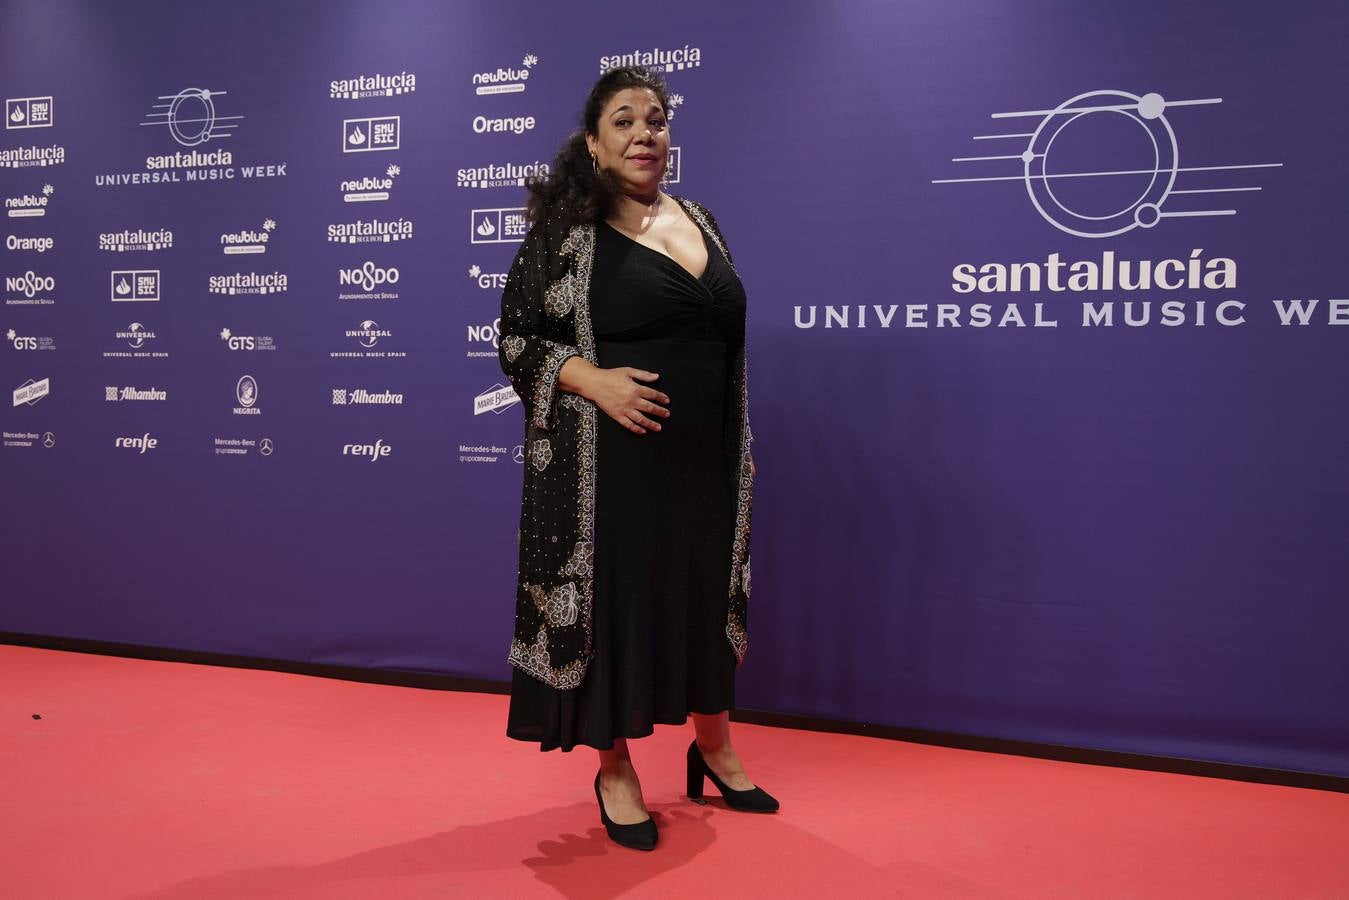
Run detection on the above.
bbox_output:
[506,218,747,751]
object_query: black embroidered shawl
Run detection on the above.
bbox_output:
[498,195,753,689]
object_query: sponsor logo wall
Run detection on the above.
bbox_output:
[2,0,1345,779]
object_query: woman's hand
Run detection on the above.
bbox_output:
[561,358,670,435]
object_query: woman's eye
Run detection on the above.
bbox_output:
[616,119,631,127]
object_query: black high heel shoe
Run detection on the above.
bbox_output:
[594,769,657,850]
[686,739,780,812]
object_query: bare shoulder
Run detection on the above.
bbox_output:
[670,192,710,218]
[671,194,724,234]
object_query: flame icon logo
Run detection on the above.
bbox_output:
[342,116,398,154]
[110,270,157,302]
[9,106,25,124]
[476,217,497,237]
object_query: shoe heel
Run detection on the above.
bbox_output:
[686,741,708,805]
[594,769,657,850]
[684,738,780,813]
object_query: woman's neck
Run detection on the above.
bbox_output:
[612,189,664,225]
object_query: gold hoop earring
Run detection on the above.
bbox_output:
[591,154,599,175]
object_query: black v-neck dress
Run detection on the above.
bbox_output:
[506,218,747,751]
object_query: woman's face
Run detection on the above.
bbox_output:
[586,87,669,197]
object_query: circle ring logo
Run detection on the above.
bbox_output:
[1023,90,1176,238]
[167,88,217,147]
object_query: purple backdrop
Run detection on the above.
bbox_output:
[2,0,1346,776]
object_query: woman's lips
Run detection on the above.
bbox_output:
[628,155,659,167]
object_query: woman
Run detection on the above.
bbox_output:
[499,66,778,851]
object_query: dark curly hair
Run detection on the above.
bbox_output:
[525,66,672,230]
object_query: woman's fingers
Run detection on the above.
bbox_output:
[637,386,671,406]
[610,404,663,434]
[628,411,662,431]
[639,399,670,418]
[599,368,671,433]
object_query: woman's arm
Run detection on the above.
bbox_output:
[497,228,582,432]
[558,357,670,435]
[497,225,671,435]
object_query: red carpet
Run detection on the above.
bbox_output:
[2,644,1346,899]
